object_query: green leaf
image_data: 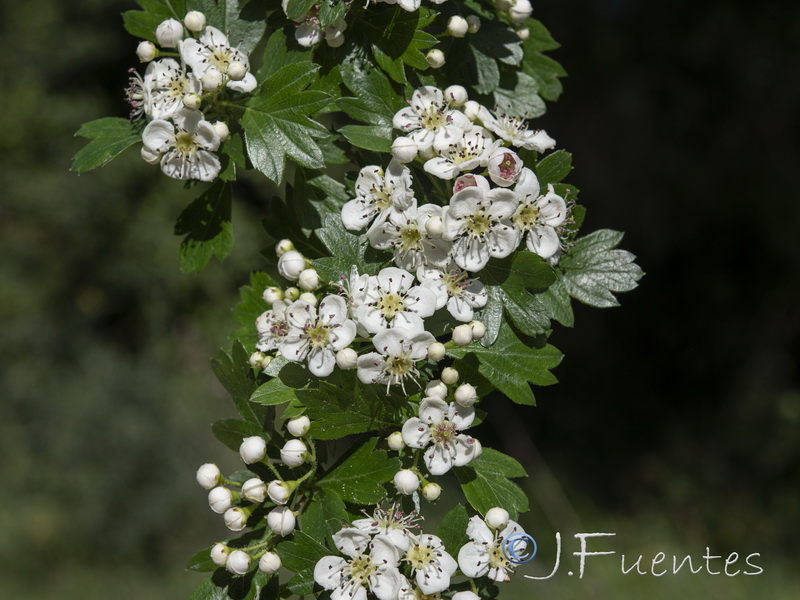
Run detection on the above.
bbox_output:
[302,489,349,542]
[256,28,310,82]
[318,0,350,27]
[436,504,470,556]
[219,132,246,182]
[174,180,233,273]
[494,72,546,119]
[313,214,382,284]
[448,323,562,406]
[123,0,187,42]
[71,118,142,173]
[455,448,529,519]
[194,0,267,54]
[250,362,314,406]
[276,531,330,573]
[372,44,407,85]
[339,61,403,129]
[318,438,401,504]
[537,276,574,327]
[364,6,439,73]
[535,150,573,185]
[189,570,276,600]
[523,51,567,103]
[559,229,644,308]
[288,568,316,595]
[211,342,260,423]
[242,62,331,184]
[524,19,561,52]
[211,419,266,452]
[232,271,276,347]
[339,125,393,153]
[186,547,217,573]
[284,0,317,20]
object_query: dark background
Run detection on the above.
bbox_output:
[1,0,798,597]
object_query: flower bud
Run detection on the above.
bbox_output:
[485,507,510,529]
[201,69,223,92]
[441,367,459,385]
[447,15,469,38]
[325,28,346,48]
[136,41,157,63]
[156,18,184,48]
[267,480,292,505]
[280,439,308,467]
[425,379,448,399]
[387,431,405,451]
[424,215,444,237]
[226,549,251,575]
[259,551,282,575]
[452,324,473,347]
[242,477,267,503]
[496,0,513,10]
[141,145,161,165]
[208,486,234,514]
[275,239,294,256]
[472,437,483,459]
[284,287,300,301]
[286,415,311,437]
[196,463,221,489]
[463,100,482,121]
[427,341,446,362]
[516,27,530,41]
[239,436,266,464]
[261,356,273,371]
[393,469,420,495]
[466,15,481,34]
[227,61,247,81]
[426,49,446,69]
[263,286,284,305]
[213,121,230,143]
[278,250,306,281]
[224,507,249,531]
[391,136,418,164]
[249,351,266,368]
[422,482,442,501]
[470,320,487,340]
[298,268,320,291]
[455,383,478,408]
[453,592,481,600]
[444,85,468,107]
[336,347,358,370]
[184,10,207,32]
[210,543,230,566]
[183,93,202,110]
[510,0,533,24]
[488,148,523,187]
[298,292,318,306]
[418,144,436,160]
[267,506,296,536]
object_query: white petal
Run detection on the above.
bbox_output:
[425,443,454,475]
[424,157,459,180]
[227,72,257,93]
[314,556,347,590]
[526,226,560,259]
[457,542,489,578]
[372,328,405,357]
[370,535,400,567]
[307,347,335,377]
[447,296,474,322]
[341,198,374,231]
[285,301,315,329]
[401,418,431,449]
[453,435,479,467]
[370,567,403,600]
[515,167,541,201]
[188,151,221,182]
[418,398,447,424]
[142,120,174,152]
[416,566,451,595]
[404,285,437,317]
[329,320,357,350]
[487,224,520,258]
[279,334,309,362]
[357,353,386,383]
[333,527,371,559]
[466,515,493,544]
[318,295,348,325]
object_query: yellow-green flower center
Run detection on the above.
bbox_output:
[512,203,540,231]
[406,543,435,570]
[385,355,413,377]
[465,210,491,236]
[378,293,406,320]
[399,224,423,251]
[174,131,197,155]
[306,323,330,349]
[420,106,446,131]
[348,555,375,585]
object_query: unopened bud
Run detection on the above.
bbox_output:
[391,136,418,163]
[393,469,420,495]
[453,592,481,600]
[210,543,230,566]
[263,286,284,304]
[156,18,184,48]
[242,477,267,503]
[510,0,533,25]
[447,15,469,38]
[226,549,251,575]
[227,61,247,81]
[298,292,317,306]
[425,379,448,399]
[387,431,405,451]
[427,342,446,362]
[184,10,207,32]
[336,347,358,370]
[422,482,442,501]
[267,506,296,536]
[275,239,294,256]
[455,383,478,407]
[298,268,320,291]
[444,85,468,107]
[278,250,306,280]
[286,415,311,437]
[441,367,459,385]
[463,100,482,121]
[424,215,444,237]
[208,486,234,514]
[259,551,281,574]
[136,41,157,63]
[201,69,223,92]
[470,320,487,340]
[260,356,273,370]
[224,507,250,531]
[239,436,266,464]
[466,15,481,34]
[249,351,266,368]
[196,463,221,489]
[280,439,308,467]
[267,480,292,504]
[284,287,300,301]
[183,93,202,110]
[485,507,510,529]
[325,28,345,48]
[213,121,230,143]
[426,49,446,69]
[516,27,530,41]
[452,324,473,346]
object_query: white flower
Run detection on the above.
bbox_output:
[423,126,500,180]
[368,206,452,271]
[314,531,403,600]
[509,169,568,259]
[401,397,479,475]
[142,58,202,120]
[355,268,437,335]
[279,295,357,377]
[295,20,323,47]
[352,505,422,553]
[452,592,481,600]
[442,175,520,271]
[255,299,290,352]
[393,87,471,153]
[487,147,523,187]
[357,328,435,392]
[180,26,256,93]
[417,264,488,322]
[404,534,458,594]
[341,160,415,235]
[457,515,528,582]
[141,108,220,182]
[478,106,556,152]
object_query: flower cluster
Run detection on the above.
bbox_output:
[126,12,256,181]
[282,0,348,48]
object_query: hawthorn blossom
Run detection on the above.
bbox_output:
[142,108,221,181]
[393,86,471,153]
[423,126,500,180]
[180,26,257,93]
[375,0,423,12]
[142,58,202,120]
[478,106,556,152]
[401,398,479,475]
[355,268,437,335]
[314,529,403,600]
[341,160,415,235]
[457,515,528,582]
[367,205,451,271]
[487,147,523,187]
[509,168,568,258]
[357,327,435,392]
[255,299,290,352]
[417,264,488,322]
[403,534,459,594]
[279,295,357,377]
[443,175,520,271]
[352,505,422,552]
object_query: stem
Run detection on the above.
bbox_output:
[263,459,283,481]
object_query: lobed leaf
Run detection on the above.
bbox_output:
[174,180,233,273]
[455,448,529,519]
[317,438,400,504]
[71,118,142,173]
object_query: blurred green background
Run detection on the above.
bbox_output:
[1,0,798,598]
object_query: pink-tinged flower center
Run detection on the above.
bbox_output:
[431,420,457,446]
[304,322,331,348]
[498,153,518,179]
[453,175,478,193]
